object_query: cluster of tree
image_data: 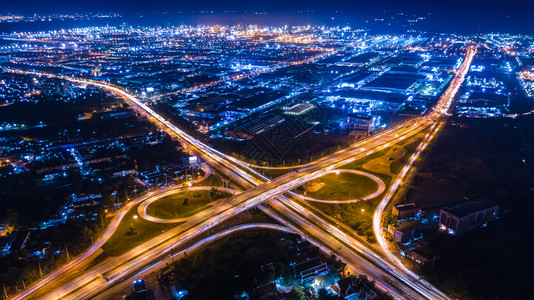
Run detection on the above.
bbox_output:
[128,135,184,171]
[0,218,107,295]
[314,202,376,243]
[162,230,342,300]
[0,176,145,296]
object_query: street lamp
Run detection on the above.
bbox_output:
[132,215,138,233]
[335,170,340,194]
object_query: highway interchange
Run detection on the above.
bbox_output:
[7,45,476,300]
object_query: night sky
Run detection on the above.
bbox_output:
[1,0,533,33]
[1,0,530,14]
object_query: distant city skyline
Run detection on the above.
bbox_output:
[0,9,533,35]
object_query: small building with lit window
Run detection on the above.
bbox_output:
[346,113,377,135]
[392,203,418,220]
[439,198,499,235]
[389,220,421,244]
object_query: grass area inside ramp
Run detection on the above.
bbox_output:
[102,203,184,257]
[147,189,229,219]
[299,172,379,201]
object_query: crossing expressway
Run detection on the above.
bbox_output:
[7,46,475,300]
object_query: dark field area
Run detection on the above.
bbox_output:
[407,116,534,299]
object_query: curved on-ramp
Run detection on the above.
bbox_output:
[138,186,239,223]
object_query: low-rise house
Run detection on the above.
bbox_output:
[329,277,359,299]
[407,246,441,267]
[255,282,279,300]
[132,279,155,300]
[294,256,329,282]
[170,280,189,300]
[360,284,378,300]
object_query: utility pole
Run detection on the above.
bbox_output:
[3,283,8,300]
[38,261,43,277]
[65,245,70,262]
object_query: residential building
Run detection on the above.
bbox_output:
[294,256,329,282]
